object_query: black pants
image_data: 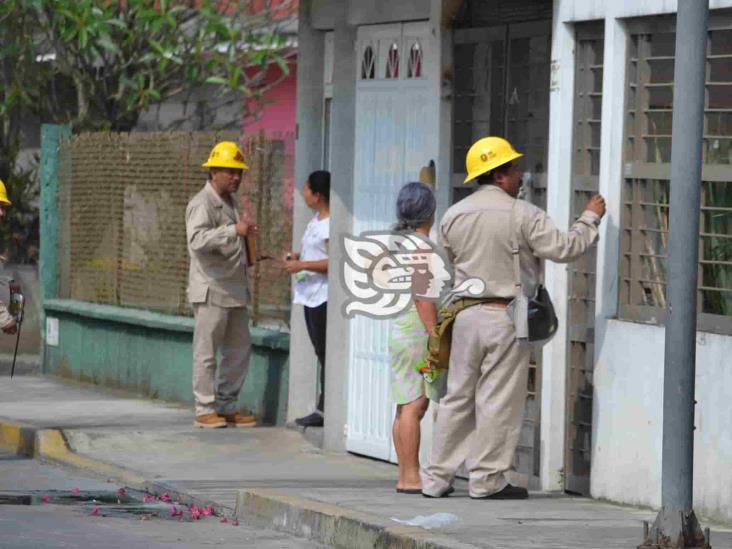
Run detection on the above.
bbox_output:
[304,302,327,412]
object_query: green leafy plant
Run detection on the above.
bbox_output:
[0,0,294,262]
[0,146,40,264]
[26,0,294,131]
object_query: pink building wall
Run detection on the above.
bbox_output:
[243,61,297,136]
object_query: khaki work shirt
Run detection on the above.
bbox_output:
[0,303,12,328]
[440,185,600,299]
[0,271,15,327]
[186,182,249,307]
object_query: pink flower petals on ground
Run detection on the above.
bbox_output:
[219,516,229,524]
[71,487,81,494]
[40,495,50,503]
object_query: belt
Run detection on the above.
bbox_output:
[481,298,512,308]
[452,297,513,310]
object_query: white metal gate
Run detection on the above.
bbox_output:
[346,22,437,460]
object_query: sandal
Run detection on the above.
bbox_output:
[396,488,423,494]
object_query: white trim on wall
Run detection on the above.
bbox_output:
[540,10,577,492]
[558,0,732,23]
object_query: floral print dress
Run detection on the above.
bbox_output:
[389,304,443,404]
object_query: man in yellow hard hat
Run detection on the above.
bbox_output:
[422,137,606,499]
[186,141,258,429]
[0,179,16,336]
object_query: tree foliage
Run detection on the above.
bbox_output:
[0,0,294,260]
[0,1,49,176]
[23,0,293,131]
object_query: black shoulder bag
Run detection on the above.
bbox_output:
[507,201,559,346]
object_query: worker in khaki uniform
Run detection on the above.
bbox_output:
[422,137,606,499]
[0,180,18,336]
[186,141,258,429]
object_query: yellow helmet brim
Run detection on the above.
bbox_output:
[201,159,248,170]
[464,151,523,183]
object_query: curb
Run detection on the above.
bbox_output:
[0,420,36,456]
[141,480,236,517]
[0,418,144,486]
[0,417,234,518]
[235,489,474,549]
[1,418,469,548]
[35,429,146,486]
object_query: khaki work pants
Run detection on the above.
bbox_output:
[192,299,251,417]
[422,305,530,497]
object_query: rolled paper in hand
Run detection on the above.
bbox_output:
[245,235,257,267]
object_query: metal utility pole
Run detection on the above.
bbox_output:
[639,1,711,548]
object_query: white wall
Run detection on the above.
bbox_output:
[540,4,576,491]
[554,0,732,524]
[311,0,430,30]
[592,320,732,524]
[288,0,325,423]
[560,0,732,23]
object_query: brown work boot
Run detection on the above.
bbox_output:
[194,413,227,429]
[222,412,257,428]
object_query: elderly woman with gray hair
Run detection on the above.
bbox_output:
[389,181,441,494]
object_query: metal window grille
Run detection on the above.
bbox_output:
[565,22,604,496]
[407,42,422,78]
[361,45,375,80]
[620,13,732,335]
[385,42,400,79]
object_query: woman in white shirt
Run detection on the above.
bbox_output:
[284,171,330,428]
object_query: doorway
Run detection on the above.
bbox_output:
[451,19,552,488]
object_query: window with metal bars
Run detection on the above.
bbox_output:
[620,13,732,334]
[564,22,604,496]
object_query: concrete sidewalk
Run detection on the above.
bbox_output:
[1,376,731,549]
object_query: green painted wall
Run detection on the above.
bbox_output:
[39,124,70,303]
[42,299,290,425]
[39,124,71,366]
[39,125,291,425]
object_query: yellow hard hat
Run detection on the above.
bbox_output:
[202,141,248,170]
[464,137,523,183]
[0,179,11,206]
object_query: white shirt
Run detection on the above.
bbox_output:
[293,214,329,308]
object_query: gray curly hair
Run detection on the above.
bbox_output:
[394,181,436,232]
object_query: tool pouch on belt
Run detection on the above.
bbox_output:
[506,200,558,347]
[425,297,490,370]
